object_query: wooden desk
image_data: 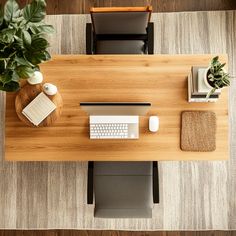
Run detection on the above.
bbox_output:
[5,55,229,161]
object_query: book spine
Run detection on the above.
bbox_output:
[189,98,218,103]
[191,95,219,99]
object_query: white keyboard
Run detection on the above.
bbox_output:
[90,123,129,139]
[89,116,139,139]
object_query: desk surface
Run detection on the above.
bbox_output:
[5,55,229,161]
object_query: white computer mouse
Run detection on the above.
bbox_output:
[43,83,58,96]
[149,116,159,132]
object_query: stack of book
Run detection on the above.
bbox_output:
[188,66,221,102]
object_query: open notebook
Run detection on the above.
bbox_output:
[22,92,56,126]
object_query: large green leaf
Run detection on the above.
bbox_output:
[29,24,38,34]
[23,0,46,23]
[22,30,31,45]
[24,51,48,65]
[29,24,54,35]
[0,80,19,91]
[16,65,34,78]
[13,35,24,48]
[0,28,16,43]
[15,56,34,67]
[31,37,49,50]
[37,24,55,34]
[4,0,20,22]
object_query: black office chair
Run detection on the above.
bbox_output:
[86,6,154,54]
[87,161,159,218]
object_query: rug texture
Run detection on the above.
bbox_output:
[0,11,236,230]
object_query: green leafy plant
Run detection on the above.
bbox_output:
[206,56,230,98]
[0,0,54,92]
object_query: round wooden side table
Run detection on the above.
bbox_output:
[15,83,63,127]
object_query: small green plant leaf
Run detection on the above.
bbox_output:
[23,0,46,23]
[206,88,216,99]
[206,55,231,99]
[211,56,219,65]
[4,0,20,22]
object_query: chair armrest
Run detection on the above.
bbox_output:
[86,23,94,54]
[147,22,154,54]
[87,161,94,204]
[153,161,159,203]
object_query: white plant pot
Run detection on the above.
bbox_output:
[27,71,43,85]
[203,67,214,89]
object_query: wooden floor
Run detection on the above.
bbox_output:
[0,231,236,236]
[0,0,236,13]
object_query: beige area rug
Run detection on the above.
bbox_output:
[0,11,236,230]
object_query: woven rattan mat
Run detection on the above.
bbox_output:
[181,111,216,152]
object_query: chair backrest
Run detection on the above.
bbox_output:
[90,6,152,35]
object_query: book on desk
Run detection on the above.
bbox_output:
[22,92,56,126]
[188,66,221,102]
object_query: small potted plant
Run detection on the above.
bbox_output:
[204,56,230,98]
[0,0,54,92]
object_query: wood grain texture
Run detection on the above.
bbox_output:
[0,11,236,229]
[90,6,152,12]
[0,230,236,236]
[5,54,228,161]
[0,0,235,13]
[15,84,63,127]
